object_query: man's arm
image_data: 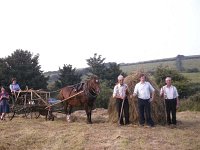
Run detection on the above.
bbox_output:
[132,84,138,97]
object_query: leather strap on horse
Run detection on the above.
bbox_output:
[45,90,84,109]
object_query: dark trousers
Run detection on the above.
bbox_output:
[165,99,177,125]
[116,98,129,125]
[138,98,154,126]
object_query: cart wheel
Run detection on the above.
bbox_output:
[24,107,32,119]
[8,106,15,121]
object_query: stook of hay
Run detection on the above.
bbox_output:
[108,72,166,125]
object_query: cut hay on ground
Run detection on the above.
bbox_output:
[108,71,166,125]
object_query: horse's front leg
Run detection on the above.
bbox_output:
[64,102,71,123]
[66,105,72,123]
[85,104,92,124]
[88,109,92,123]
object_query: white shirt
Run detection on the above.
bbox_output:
[160,85,179,99]
[113,83,128,99]
[134,81,155,99]
[9,83,21,92]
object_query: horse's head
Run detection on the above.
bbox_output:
[84,75,100,96]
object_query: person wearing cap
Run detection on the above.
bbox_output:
[160,77,179,126]
[9,78,21,93]
[133,74,155,127]
[0,87,10,120]
[113,75,130,125]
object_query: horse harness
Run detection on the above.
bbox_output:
[67,82,98,100]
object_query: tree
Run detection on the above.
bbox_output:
[154,65,186,87]
[103,62,126,88]
[95,80,113,109]
[86,53,126,88]
[0,58,10,88]
[2,49,48,90]
[86,53,106,79]
[86,53,127,108]
[55,64,81,88]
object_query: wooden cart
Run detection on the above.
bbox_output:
[8,89,53,120]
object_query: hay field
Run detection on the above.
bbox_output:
[0,109,200,150]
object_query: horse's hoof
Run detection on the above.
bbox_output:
[67,120,71,123]
[66,115,71,123]
[87,121,92,124]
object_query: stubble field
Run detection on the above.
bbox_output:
[0,109,200,150]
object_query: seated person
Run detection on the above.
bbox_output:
[9,78,21,93]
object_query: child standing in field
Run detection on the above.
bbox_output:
[0,87,10,120]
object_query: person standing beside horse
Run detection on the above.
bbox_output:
[160,77,180,126]
[113,75,130,126]
[133,73,155,127]
[0,87,10,120]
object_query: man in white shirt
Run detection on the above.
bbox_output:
[133,74,155,127]
[113,75,130,125]
[160,77,180,125]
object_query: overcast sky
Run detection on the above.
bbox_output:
[0,0,199,72]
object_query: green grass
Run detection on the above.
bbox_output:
[120,60,176,74]
[179,93,200,111]
[182,58,200,70]
[181,72,200,83]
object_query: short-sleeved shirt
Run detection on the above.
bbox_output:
[113,83,128,99]
[9,83,21,92]
[160,85,179,99]
[134,81,155,99]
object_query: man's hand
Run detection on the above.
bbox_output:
[149,98,153,102]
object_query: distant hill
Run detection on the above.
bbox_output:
[120,55,200,74]
[44,55,200,82]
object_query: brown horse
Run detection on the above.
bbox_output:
[58,75,100,124]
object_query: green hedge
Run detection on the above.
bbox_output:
[179,93,200,111]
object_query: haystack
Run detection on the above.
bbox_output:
[108,71,166,125]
